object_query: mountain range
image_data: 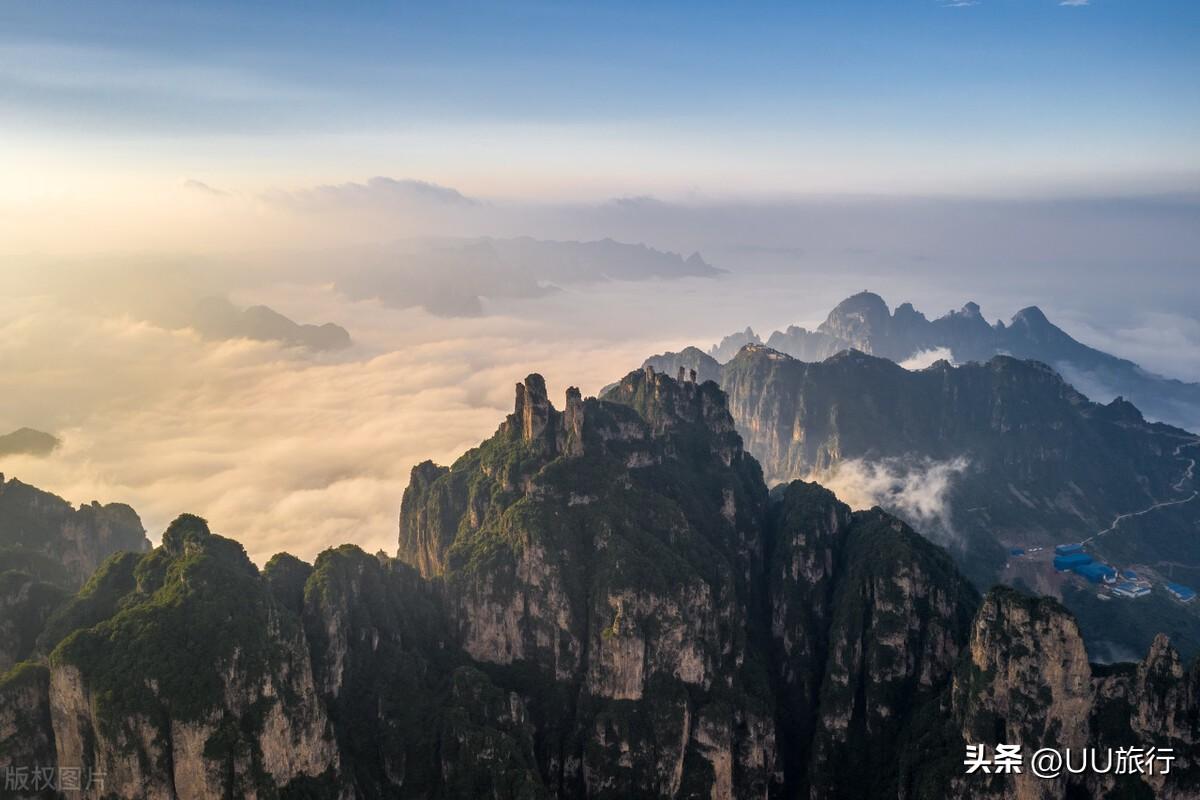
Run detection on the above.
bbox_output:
[644,344,1200,659]
[705,291,1200,431]
[332,236,721,317]
[1,370,1198,798]
[188,296,352,351]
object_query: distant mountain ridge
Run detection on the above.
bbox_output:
[190,296,352,350]
[335,236,722,317]
[0,428,60,458]
[705,291,1200,430]
[641,344,1200,659]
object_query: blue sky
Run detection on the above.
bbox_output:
[1,1,1197,203]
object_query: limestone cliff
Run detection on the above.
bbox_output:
[0,473,150,589]
[768,482,979,798]
[400,370,776,798]
[3,369,1198,799]
[39,516,337,799]
[954,588,1200,799]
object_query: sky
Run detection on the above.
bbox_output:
[1,1,1197,563]
[2,1,1198,219]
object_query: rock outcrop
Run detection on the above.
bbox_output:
[954,588,1200,799]
[41,515,339,799]
[0,473,150,589]
[400,370,776,797]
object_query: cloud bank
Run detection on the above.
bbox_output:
[814,456,971,541]
[0,277,665,565]
[899,347,955,371]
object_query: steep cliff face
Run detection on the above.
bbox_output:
[768,482,980,799]
[38,516,338,799]
[0,473,150,589]
[954,588,1200,800]
[399,369,776,798]
[0,570,66,671]
[301,543,544,798]
[4,369,1199,800]
[654,345,1199,593]
[0,663,57,776]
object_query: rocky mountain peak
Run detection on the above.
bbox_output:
[161,512,212,555]
[893,300,928,324]
[0,427,61,457]
[513,372,553,444]
[603,364,740,453]
[818,290,891,340]
[1010,305,1051,329]
[708,326,762,362]
[698,290,1200,429]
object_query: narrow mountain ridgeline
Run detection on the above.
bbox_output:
[703,291,1200,431]
[3,369,1197,799]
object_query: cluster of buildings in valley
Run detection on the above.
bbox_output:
[1007,542,1197,604]
[1043,543,1196,603]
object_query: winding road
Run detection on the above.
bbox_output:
[1082,437,1200,544]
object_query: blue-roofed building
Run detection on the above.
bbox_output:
[1010,547,1025,557]
[1074,563,1117,584]
[1165,583,1197,603]
[1055,543,1085,556]
[1121,569,1138,581]
[1054,553,1092,571]
[1112,582,1150,599]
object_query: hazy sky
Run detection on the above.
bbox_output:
[1,2,1197,563]
[2,1,1198,230]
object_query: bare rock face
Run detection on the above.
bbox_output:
[954,589,1093,800]
[300,543,545,797]
[7,367,1199,800]
[953,589,1200,800]
[768,482,979,798]
[0,474,150,589]
[33,516,339,799]
[0,664,57,774]
[398,369,775,798]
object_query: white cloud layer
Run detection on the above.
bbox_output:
[899,347,955,371]
[814,456,971,541]
[0,283,656,565]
